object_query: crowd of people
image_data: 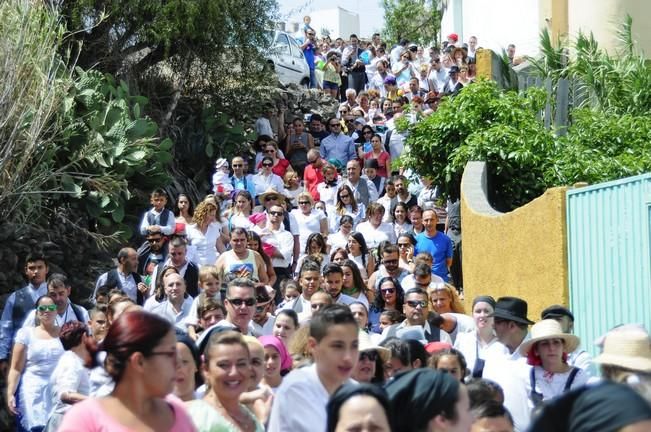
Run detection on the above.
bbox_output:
[0,29,650,432]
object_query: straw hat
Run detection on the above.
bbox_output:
[594,330,651,372]
[518,319,580,356]
[257,187,285,204]
[358,331,390,363]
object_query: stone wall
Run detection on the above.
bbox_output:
[461,161,569,320]
[0,214,114,310]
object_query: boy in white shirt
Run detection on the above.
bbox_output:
[268,304,359,431]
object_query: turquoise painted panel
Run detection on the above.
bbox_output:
[567,173,651,359]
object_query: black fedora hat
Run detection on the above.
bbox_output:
[492,296,534,325]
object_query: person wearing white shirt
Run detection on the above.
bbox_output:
[482,297,534,432]
[252,157,285,198]
[453,296,508,378]
[355,202,396,250]
[268,304,359,432]
[283,260,321,315]
[260,204,295,272]
[327,215,354,250]
[427,56,448,93]
[344,160,378,208]
[21,274,90,330]
[147,273,193,333]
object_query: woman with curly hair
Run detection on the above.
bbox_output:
[186,200,227,266]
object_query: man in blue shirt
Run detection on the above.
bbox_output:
[319,117,357,163]
[414,208,453,281]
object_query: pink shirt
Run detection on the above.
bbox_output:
[57,394,196,432]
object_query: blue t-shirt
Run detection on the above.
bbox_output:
[414,231,453,281]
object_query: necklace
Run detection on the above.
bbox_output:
[206,392,255,432]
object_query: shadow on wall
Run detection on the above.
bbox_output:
[460,161,569,320]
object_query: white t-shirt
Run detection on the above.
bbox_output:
[50,351,90,415]
[290,209,327,252]
[268,364,354,432]
[355,221,397,249]
[454,331,509,374]
[186,222,223,266]
[327,230,349,251]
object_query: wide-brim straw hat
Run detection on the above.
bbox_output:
[518,319,580,356]
[358,331,390,363]
[257,187,285,203]
[594,330,651,373]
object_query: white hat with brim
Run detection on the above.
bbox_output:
[518,319,580,357]
[594,330,651,373]
[358,331,391,363]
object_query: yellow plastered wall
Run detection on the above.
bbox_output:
[460,162,569,320]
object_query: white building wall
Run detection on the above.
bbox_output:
[441,0,541,57]
[309,7,361,40]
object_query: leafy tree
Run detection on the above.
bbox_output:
[382,0,440,47]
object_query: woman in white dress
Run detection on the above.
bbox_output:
[7,295,64,431]
[289,192,328,254]
[44,321,92,431]
[186,200,226,266]
[454,296,508,379]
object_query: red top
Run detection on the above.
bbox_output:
[304,161,325,201]
[257,158,291,178]
[364,150,391,178]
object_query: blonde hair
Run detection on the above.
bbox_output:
[193,200,219,227]
[297,191,314,205]
[283,171,299,187]
[427,283,466,314]
[199,265,220,284]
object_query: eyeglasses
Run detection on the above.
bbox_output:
[398,243,411,248]
[232,164,243,168]
[149,350,177,360]
[262,163,273,167]
[228,297,256,307]
[37,304,57,312]
[359,351,378,362]
[298,201,310,205]
[406,300,428,308]
[269,211,284,216]
[264,195,278,201]
[381,288,395,294]
[382,259,399,265]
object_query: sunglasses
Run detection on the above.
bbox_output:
[37,304,57,312]
[298,201,310,205]
[265,149,276,153]
[232,164,243,168]
[381,288,395,294]
[398,243,411,248]
[264,196,278,201]
[228,297,256,307]
[406,300,428,308]
[269,211,284,216]
[262,163,273,167]
[340,194,350,198]
[329,123,341,127]
[360,351,378,362]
